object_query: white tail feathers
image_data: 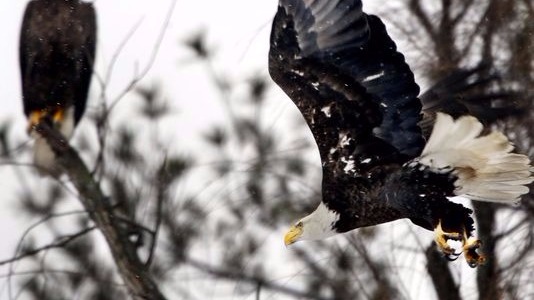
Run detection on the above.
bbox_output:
[419,113,533,203]
[33,134,60,176]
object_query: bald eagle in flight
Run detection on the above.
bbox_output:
[19,0,96,175]
[269,0,533,267]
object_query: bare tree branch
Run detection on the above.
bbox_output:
[473,202,502,300]
[186,258,334,300]
[451,0,475,26]
[0,226,96,267]
[347,236,397,299]
[425,244,461,300]
[145,158,170,268]
[92,0,178,180]
[408,0,437,41]
[35,121,167,300]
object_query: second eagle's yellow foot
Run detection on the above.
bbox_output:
[434,221,462,260]
[27,110,45,134]
[52,108,64,123]
[462,235,486,268]
[27,108,64,134]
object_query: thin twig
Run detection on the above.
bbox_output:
[187,258,333,300]
[0,227,96,267]
[255,282,262,300]
[107,0,177,113]
[408,0,437,41]
[144,159,167,268]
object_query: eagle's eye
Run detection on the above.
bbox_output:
[296,221,303,228]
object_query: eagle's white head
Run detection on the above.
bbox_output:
[284,202,340,245]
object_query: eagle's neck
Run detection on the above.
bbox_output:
[299,202,340,240]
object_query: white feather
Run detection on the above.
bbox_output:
[59,107,75,139]
[420,113,533,203]
[33,134,57,175]
[298,202,340,241]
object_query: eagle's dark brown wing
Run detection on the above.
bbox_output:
[19,0,96,125]
[269,0,424,180]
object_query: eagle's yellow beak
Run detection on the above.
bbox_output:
[284,224,303,246]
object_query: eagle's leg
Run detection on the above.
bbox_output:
[433,220,462,260]
[462,230,485,268]
[27,110,46,134]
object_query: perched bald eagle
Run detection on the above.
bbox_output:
[270,0,532,267]
[19,0,96,175]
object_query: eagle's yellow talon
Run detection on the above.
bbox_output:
[462,233,485,268]
[434,220,462,257]
[52,108,64,123]
[27,110,45,134]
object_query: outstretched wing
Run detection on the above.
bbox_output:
[269,0,424,177]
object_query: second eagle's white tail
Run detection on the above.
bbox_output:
[419,113,533,203]
[32,133,60,176]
